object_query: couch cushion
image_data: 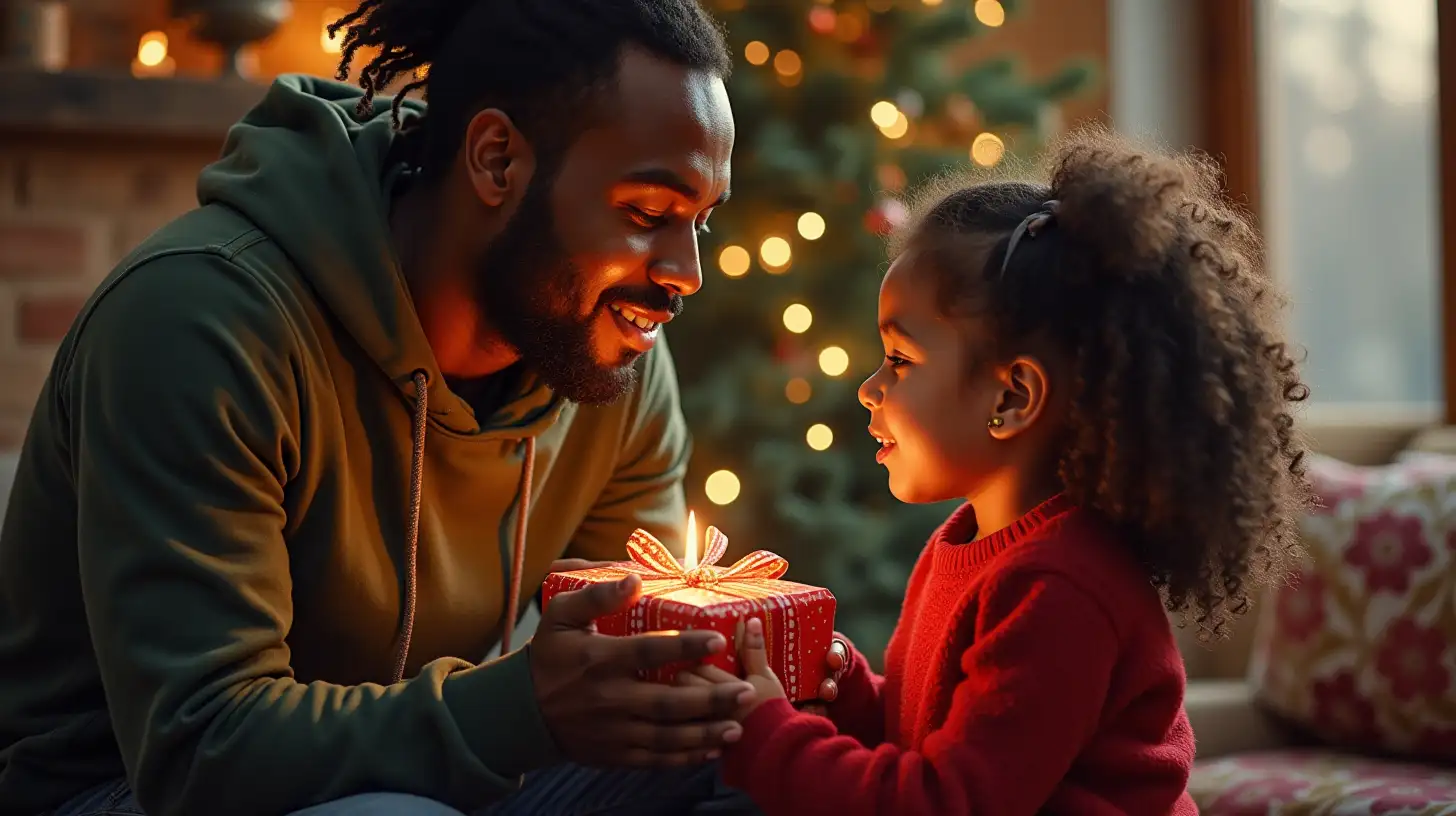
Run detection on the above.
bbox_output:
[1247,454,1456,765]
[1190,750,1456,815]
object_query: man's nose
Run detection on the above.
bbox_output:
[648,233,705,297]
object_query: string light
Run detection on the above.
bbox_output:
[797,212,826,240]
[879,111,910,140]
[971,132,1005,167]
[782,303,813,334]
[785,378,812,404]
[806,424,834,451]
[974,0,1007,27]
[321,8,346,53]
[922,0,944,5]
[773,49,803,77]
[744,41,770,65]
[819,346,849,377]
[719,245,751,277]
[870,101,900,129]
[836,7,867,40]
[759,236,792,272]
[705,470,741,505]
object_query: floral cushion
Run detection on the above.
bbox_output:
[1190,750,1456,815]
[1247,454,1456,763]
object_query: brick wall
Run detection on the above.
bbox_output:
[0,135,220,450]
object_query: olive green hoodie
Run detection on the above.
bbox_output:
[0,75,690,816]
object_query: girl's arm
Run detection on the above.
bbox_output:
[720,569,1127,816]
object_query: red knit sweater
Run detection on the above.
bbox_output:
[722,495,1199,815]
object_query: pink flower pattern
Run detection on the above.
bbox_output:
[1274,570,1326,643]
[1344,510,1433,594]
[1311,671,1380,745]
[1192,751,1456,813]
[1374,617,1451,701]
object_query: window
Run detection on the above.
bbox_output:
[1258,0,1441,411]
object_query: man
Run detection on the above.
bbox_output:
[0,1,845,814]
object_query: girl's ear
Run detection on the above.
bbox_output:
[988,356,1051,439]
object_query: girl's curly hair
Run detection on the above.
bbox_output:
[892,125,1313,639]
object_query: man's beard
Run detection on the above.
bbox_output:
[475,177,680,405]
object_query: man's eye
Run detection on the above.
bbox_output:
[627,206,668,229]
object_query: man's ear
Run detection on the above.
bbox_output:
[987,355,1051,440]
[463,108,537,208]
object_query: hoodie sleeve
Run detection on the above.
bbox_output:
[566,334,692,559]
[65,253,556,816]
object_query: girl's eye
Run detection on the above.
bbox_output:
[886,354,910,369]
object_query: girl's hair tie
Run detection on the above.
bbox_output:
[999,199,1060,276]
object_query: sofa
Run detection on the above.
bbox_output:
[1181,426,1456,814]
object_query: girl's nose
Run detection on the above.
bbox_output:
[858,372,883,410]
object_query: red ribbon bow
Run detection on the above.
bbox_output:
[625,527,788,588]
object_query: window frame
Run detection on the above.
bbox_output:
[1192,0,1448,464]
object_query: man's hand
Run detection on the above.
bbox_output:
[530,573,757,767]
[547,558,619,573]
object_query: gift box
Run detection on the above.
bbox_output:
[542,518,837,702]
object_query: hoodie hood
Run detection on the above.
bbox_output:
[197,74,561,438]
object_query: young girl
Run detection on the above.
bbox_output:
[682,127,1312,815]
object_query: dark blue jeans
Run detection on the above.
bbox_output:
[53,762,759,815]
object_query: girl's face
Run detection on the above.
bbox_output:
[857,252,1006,504]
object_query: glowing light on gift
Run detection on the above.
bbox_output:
[972,132,1006,167]
[975,0,1007,27]
[819,345,849,377]
[321,8,347,53]
[782,303,812,333]
[744,41,770,66]
[541,520,838,702]
[797,212,826,241]
[705,469,741,505]
[132,31,175,78]
[684,510,699,571]
[719,245,750,277]
[625,527,787,591]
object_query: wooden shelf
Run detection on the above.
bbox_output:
[0,67,267,141]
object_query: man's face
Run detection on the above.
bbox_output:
[475,49,734,405]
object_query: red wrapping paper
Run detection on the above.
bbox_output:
[542,525,837,702]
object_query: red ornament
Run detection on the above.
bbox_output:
[808,6,836,35]
[864,198,907,236]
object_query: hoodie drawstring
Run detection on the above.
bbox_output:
[389,370,430,685]
[389,370,536,684]
[500,436,535,655]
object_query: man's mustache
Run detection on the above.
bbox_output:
[599,285,683,318]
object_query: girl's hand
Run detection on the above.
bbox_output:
[797,637,849,717]
[678,617,786,719]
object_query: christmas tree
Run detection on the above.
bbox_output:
[673,0,1096,662]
